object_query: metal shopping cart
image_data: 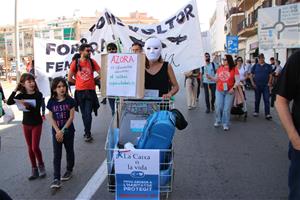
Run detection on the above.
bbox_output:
[105,98,175,199]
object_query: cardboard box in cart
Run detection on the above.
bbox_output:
[100,53,145,99]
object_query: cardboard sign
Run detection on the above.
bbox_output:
[114,149,160,200]
[101,53,145,98]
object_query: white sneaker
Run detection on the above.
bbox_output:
[188,106,192,110]
[214,122,221,127]
[223,126,230,131]
[253,112,259,117]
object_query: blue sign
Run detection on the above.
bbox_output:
[114,150,160,200]
[226,36,239,54]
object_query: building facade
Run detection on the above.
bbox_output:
[225,0,300,65]
[209,0,227,63]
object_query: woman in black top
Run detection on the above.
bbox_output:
[7,73,46,180]
[144,37,179,98]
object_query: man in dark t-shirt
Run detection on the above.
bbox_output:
[276,50,300,199]
[250,53,273,120]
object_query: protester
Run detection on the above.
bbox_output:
[184,69,199,110]
[26,57,33,73]
[131,42,143,54]
[250,53,273,120]
[275,50,300,199]
[270,57,276,71]
[7,73,46,180]
[0,81,6,118]
[236,56,248,114]
[270,59,283,107]
[105,42,118,115]
[201,52,217,113]
[144,37,179,98]
[68,43,100,142]
[207,54,239,131]
[47,77,76,189]
[0,81,6,103]
[0,189,12,200]
[196,69,201,102]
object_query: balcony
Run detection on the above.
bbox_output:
[226,7,244,20]
[237,8,258,37]
[238,0,258,12]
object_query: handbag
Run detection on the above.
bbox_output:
[3,104,15,124]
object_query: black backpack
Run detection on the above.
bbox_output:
[75,57,95,73]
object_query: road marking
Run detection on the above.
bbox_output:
[75,159,107,200]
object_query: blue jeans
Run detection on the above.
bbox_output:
[215,90,234,127]
[254,85,270,115]
[288,142,300,200]
[78,97,93,135]
[52,131,75,180]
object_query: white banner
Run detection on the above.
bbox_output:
[34,38,79,97]
[83,0,204,73]
[258,3,300,50]
[34,0,204,96]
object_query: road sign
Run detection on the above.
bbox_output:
[226,36,238,54]
[258,3,300,49]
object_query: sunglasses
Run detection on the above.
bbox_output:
[222,58,227,61]
[85,49,91,53]
[237,59,242,62]
[108,48,117,52]
[205,55,210,58]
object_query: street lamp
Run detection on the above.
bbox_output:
[14,0,21,82]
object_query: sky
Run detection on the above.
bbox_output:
[0,0,217,31]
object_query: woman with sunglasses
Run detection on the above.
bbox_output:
[207,54,240,131]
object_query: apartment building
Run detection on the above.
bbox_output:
[225,0,300,64]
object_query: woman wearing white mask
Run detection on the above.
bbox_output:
[144,37,179,99]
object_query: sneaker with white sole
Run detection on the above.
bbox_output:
[50,179,61,189]
[61,171,72,181]
[253,112,259,117]
[223,126,230,131]
[214,122,221,127]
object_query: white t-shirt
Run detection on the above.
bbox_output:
[238,65,248,82]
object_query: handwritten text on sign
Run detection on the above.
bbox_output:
[106,54,138,97]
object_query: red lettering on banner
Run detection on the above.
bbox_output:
[111,55,135,64]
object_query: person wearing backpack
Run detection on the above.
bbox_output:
[201,52,217,113]
[68,44,100,142]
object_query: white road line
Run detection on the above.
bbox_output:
[75,159,107,200]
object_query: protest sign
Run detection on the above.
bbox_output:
[114,149,160,200]
[101,53,145,98]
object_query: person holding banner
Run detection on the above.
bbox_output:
[144,37,179,99]
[68,44,100,142]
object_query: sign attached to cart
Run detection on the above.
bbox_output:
[114,149,160,200]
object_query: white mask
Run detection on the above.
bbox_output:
[144,38,162,62]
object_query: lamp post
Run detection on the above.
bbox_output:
[14,0,21,82]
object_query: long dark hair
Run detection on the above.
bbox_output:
[50,77,70,99]
[225,54,235,71]
[17,73,39,94]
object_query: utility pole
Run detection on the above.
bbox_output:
[14,0,21,82]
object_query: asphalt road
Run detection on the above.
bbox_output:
[0,81,289,200]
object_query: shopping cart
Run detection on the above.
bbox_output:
[105,98,175,198]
